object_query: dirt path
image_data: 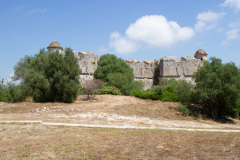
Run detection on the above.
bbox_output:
[1,95,240,131]
[1,120,240,132]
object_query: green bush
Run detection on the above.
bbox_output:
[8,83,29,102]
[98,86,122,95]
[160,91,178,102]
[94,54,143,95]
[177,104,191,116]
[131,90,160,100]
[0,83,10,102]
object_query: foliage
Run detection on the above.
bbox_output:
[8,83,30,102]
[94,54,143,95]
[177,104,191,116]
[98,86,122,95]
[0,79,10,102]
[131,79,187,102]
[158,79,194,104]
[193,57,240,118]
[131,90,160,100]
[160,90,178,102]
[13,48,81,103]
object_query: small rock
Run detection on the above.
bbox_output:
[157,145,164,149]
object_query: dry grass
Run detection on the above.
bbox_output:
[0,124,239,159]
[0,95,240,159]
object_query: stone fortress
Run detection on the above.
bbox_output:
[47,41,208,90]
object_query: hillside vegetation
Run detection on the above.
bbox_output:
[1,50,240,120]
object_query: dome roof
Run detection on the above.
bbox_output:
[47,41,63,49]
[195,49,207,56]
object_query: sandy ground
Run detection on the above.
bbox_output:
[1,95,240,130]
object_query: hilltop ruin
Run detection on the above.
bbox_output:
[47,41,207,89]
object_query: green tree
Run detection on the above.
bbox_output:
[0,79,10,102]
[94,54,143,95]
[193,57,240,118]
[13,48,81,103]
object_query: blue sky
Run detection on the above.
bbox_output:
[1,0,240,81]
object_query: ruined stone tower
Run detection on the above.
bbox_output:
[47,40,64,53]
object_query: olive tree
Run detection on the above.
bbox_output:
[193,57,240,118]
[13,48,81,103]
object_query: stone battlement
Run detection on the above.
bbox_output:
[47,41,207,90]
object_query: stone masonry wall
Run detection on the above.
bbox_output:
[77,53,204,90]
[126,60,156,90]
[157,56,203,84]
[78,52,98,87]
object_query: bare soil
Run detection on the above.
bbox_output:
[0,95,240,159]
[1,95,239,129]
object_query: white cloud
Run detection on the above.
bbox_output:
[226,29,239,40]
[110,32,138,54]
[110,15,194,54]
[195,11,225,32]
[27,8,47,14]
[221,0,240,10]
[223,21,240,43]
[7,73,22,85]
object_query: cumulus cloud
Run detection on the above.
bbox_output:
[110,15,194,54]
[195,11,225,32]
[110,32,138,54]
[221,0,240,10]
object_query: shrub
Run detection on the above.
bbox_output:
[98,86,122,95]
[131,90,160,100]
[82,79,104,100]
[8,83,30,102]
[160,91,178,102]
[94,54,143,95]
[177,104,191,116]
[0,82,10,102]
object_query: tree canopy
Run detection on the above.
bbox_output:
[13,48,81,103]
[193,57,240,118]
[94,54,143,95]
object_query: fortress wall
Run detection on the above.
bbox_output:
[134,78,154,90]
[181,59,203,76]
[79,74,94,87]
[78,52,98,74]
[157,57,203,84]
[47,41,206,91]
[127,60,156,90]
[126,60,155,78]
[77,53,203,90]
